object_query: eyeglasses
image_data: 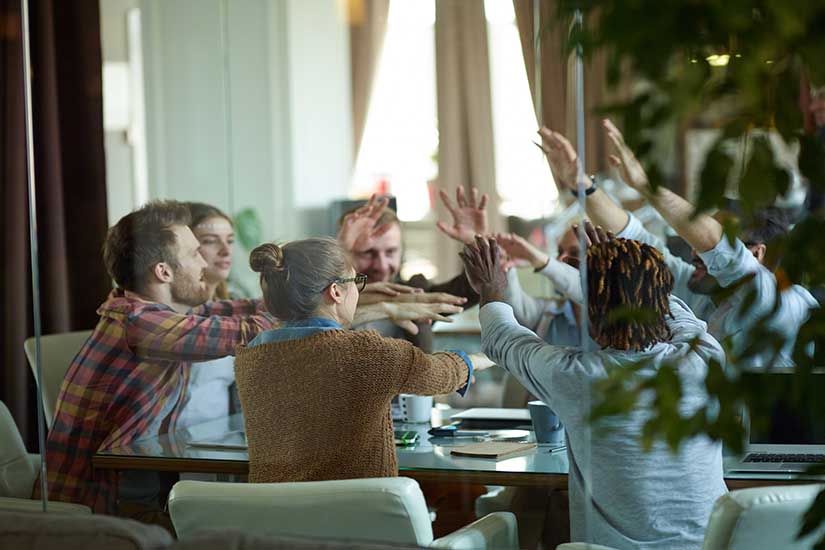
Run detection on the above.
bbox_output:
[328,273,368,292]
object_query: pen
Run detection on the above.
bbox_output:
[447,431,489,437]
[428,426,489,438]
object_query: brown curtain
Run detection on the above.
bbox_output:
[513,0,611,177]
[0,0,109,449]
[349,0,390,158]
[434,0,503,278]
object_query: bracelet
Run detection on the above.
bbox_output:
[569,175,597,198]
[533,258,551,273]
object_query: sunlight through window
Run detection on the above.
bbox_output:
[485,0,558,220]
[351,0,437,222]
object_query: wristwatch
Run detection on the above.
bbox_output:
[570,175,597,198]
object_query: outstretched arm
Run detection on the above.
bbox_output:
[602,119,722,252]
[537,127,630,233]
[353,301,463,335]
[495,232,582,303]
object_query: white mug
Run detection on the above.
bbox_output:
[398,394,433,424]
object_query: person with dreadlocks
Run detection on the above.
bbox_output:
[536,121,818,368]
[461,225,726,550]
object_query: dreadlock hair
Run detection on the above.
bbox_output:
[586,238,674,351]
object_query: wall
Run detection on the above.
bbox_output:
[99,0,141,226]
[285,0,353,235]
[101,0,353,241]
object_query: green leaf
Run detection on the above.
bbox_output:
[234,208,263,251]
[696,140,733,214]
[799,134,825,191]
[738,135,791,211]
[799,488,825,539]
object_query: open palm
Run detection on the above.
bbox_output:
[337,194,391,251]
[603,118,649,192]
[537,127,580,192]
[436,186,489,244]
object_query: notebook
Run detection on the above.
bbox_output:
[450,441,536,459]
[728,372,825,473]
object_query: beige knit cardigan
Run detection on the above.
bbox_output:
[234,329,469,483]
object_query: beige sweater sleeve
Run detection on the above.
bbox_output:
[391,340,470,396]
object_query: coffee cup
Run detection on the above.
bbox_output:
[398,394,433,424]
[528,400,564,444]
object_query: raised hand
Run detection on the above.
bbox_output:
[603,118,649,192]
[337,194,392,252]
[383,302,463,335]
[459,235,508,305]
[436,186,489,244]
[572,220,615,248]
[494,232,550,270]
[536,128,585,193]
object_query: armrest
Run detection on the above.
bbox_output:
[0,496,91,514]
[556,544,619,550]
[430,511,518,549]
[27,453,40,472]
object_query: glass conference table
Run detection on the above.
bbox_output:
[92,408,820,490]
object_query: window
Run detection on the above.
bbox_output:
[351,0,437,222]
[485,0,558,220]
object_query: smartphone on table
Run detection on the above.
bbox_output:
[394,430,420,446]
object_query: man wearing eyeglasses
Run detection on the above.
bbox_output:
[337,188,486,349]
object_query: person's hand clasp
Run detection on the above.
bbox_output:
[459,235,508,306]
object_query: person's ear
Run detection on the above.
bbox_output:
[751,243,767,263]
[324,282,345,305]
[151,262,174,284]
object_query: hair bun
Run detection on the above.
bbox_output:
[249,243,285,274]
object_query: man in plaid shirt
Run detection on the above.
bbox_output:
[35,201,275,514]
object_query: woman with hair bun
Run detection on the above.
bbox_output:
[235,237,490,483]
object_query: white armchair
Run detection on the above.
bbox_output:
[556,484,825,550]
[168,477,518,549]
[0,401,89,514]
[23,330,91,429]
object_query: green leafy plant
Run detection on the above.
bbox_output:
[228,208,264,298]
[552,0,825,544]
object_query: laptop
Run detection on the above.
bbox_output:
[729,371,825,473]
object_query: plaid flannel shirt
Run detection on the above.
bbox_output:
[33,289,275,513]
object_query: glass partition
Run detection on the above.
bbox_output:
[13,0,824,547]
